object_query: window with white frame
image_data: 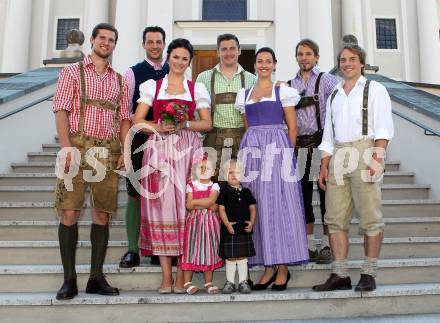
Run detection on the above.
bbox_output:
[202,0,247,20]
[56,18,80,50]
[375,18,398,49]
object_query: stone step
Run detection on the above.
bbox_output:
[0,284,439,322]
[27,152,58,162]
[0,171,416,186]
[41,144,60,153]
[0,184,430,202]
[1,199,438,220]
[10,161,403,173]
[0,259,439,293]
[0,237,438,265]
[1,217,439,241]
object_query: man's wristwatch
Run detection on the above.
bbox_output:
[185,121,190,129]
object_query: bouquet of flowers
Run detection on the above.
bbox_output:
[159,102,189,126]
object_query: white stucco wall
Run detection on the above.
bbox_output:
[48,0,85,60]
[0,99,56,173]
[0,1,6,59]
[370,0,404,80]
[387,102,440,199]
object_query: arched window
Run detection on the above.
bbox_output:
[202,0,247,21]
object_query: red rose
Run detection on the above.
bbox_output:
[164,103,176,116]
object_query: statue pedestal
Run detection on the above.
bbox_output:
[42,57,83,68]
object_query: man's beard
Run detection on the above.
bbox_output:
[300,64,313,72]
[93,48,111,59]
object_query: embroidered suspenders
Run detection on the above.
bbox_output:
[210,68,245,117]
[78,61,123,140]
[288,72,324,132]
[329,79,371,137]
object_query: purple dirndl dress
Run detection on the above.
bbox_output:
[239,85,309,266]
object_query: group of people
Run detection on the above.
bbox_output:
[53,22,394,300]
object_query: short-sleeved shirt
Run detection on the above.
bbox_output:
[186,180,220,193]
[53,55,130,139]
[196,64,256,128]
[137,75,211,110]
[217,185,256,234]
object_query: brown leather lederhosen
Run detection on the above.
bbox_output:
[204,68,246,173]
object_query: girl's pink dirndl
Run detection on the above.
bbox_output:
[181,182,224,271]
[139,79,203,258]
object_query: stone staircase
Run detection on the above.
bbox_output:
[0,138,440,322]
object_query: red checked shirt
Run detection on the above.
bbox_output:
[53,56,130,140]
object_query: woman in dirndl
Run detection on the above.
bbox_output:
[133,38,212,293]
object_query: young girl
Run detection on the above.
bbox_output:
[217,159,257,294]
[181,157,223,294]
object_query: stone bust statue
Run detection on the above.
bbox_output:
[60,29,85,58]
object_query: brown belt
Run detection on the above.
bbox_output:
[215,92,238,104]
[211,127,245,134]
[86,99,118,111]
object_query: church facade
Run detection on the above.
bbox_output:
[0,0,439,83]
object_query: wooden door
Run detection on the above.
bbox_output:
[191,49,255,80]
[192,50,218,80]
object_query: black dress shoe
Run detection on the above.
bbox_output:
[56,278,78,300]
[86,275,119,296]
[312,273,352,291]
[272,271,291,291]
[355,274,376,292]
[119,251,140,268]
[251,270,278,290]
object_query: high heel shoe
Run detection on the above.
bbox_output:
[251,270,278,290]
[271,271,291,291]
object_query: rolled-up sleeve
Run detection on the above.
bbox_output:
[53,68,75,113]
[234,88,246,114]
[123,68,135,113]
[318,96,335,157]
[372,83,394,141]
[118,78,130,121]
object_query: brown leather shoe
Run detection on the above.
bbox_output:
[355,274,376,292]
[312,273,352,291]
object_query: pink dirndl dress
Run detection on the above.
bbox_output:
[181,181,224,271]
[140,79,203,258]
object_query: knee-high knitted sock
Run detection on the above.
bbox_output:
[236,259,248,283]
[361,257,378,277]
[332,259,349,278]
[125,198,140,253]
[225,259,237,283]
[58,223,78,279]
[90,223,109,279]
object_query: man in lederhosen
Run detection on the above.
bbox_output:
[288,39,338,264]
[53,23,130,300]
[119,26,169,268]
[196,34,256,180]
[313,44,394,291]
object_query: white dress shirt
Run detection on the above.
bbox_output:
[319,76,394,156]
